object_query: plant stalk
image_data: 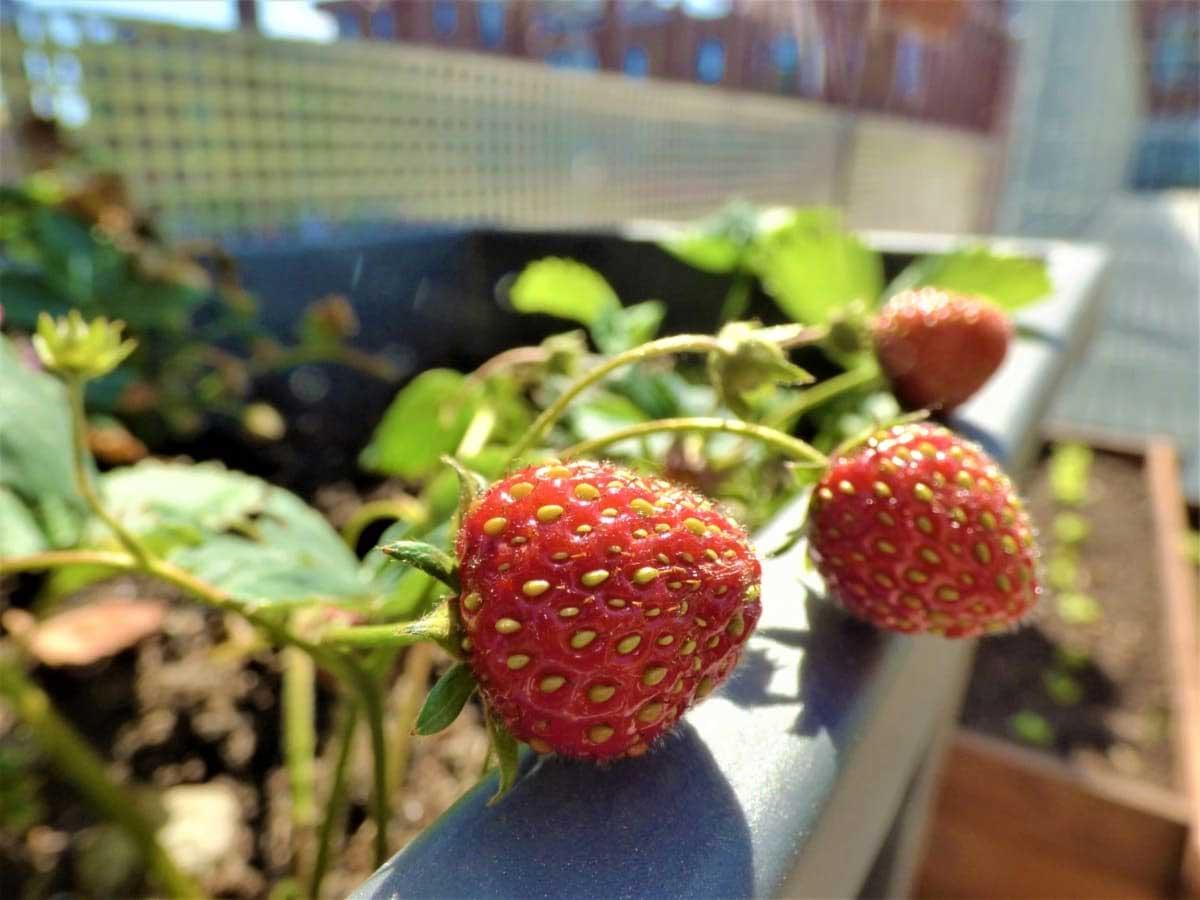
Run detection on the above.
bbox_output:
[719,272,753,322]
[0,550,322,659]
[66,378,152,566]
[320,623,437,649]
[309,700,359,900]
[767,362,883,430]
[386,642,437,795]
[340,497,427,551]
[1,549,394,864]
[282,645,317,877]
[507,333,723,462]
[32,373,395,874]
[0,652,204,899]
[561,417,829,466]
[350,667,390,867]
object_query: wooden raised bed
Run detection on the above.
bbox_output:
[916,435,1200,899]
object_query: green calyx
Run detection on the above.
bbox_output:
[33,311,138,382]
[484,708,521,805]
[708,321,813,418]
[439,454,488,531]
[414,662,478,735]
[379,539,460,593]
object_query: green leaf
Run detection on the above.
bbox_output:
[708,321,813,418]
[27,209,137,313]
[509,258,620,328]
[415,663,477,735]
[485,709,521,805]
[592,300,666,354]
[659,233,744,274]
[171,536,367,606]
[884,247,1052,311]
[175,481,364,607]
[0,270,72,327]
[656,200,763,273]
[609,370,714,421]
[91,461,268,549]
[0,335,86,546]
[92,460,367,606]
[568,391,649,443]
[0,487,47,556]
[748,209,883,324]
[359,370,478,478]
[480,376,535,444]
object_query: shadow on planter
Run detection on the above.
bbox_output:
[356,723,754,900]
[729,594,884,754]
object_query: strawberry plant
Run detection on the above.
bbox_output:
[0,212,1055,895]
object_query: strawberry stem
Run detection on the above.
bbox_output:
[321,601,460,656]
[340,496,427,550]
[506,333,725,462]
[765,361,883,430]
[561,416,829,466]
[308,700,358,899]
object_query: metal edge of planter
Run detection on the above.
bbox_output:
[352,233,1109,900]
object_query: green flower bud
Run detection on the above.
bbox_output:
[32,311,137,381]
[708,321,813,417]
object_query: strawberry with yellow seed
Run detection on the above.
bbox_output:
[807,423,1041,638]
[456,460,761,760]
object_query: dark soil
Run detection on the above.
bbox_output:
[960,447,1177,789]
[0,587,486,899]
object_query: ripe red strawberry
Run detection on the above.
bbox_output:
[808,423,1040,638]
[873,288,1012,411]
[455,460,761,760]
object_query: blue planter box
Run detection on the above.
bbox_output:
[237,228,1108,899]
